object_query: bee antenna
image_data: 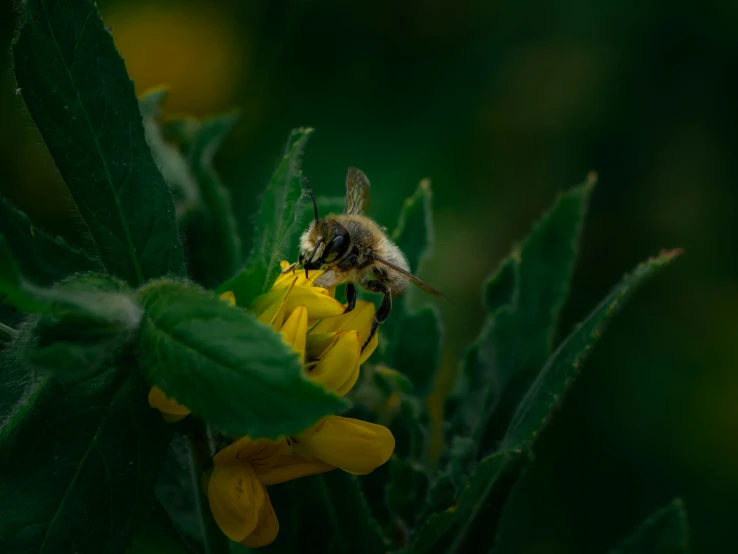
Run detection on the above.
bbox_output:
[302,176,320,222]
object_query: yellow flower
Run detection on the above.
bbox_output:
[149,262,379,419]
[202,261,394,547]
[147,261,394,547]
[206,417,393,547]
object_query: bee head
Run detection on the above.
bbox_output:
[301,219,351,270]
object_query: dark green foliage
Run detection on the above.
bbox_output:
[502,249,681,451]
[139,91,242,288]
[406,451,523,554]
[126,502,192,554]
[388,305,442,396]
[22,273,142,378]
[447,176,594,452]
[382,179,437,353]
[610,499,689,554]
[265,472,387,554]
[13,0,185,285]
[392,179,433,275]
[0,237,140,323]
[1,2,685,549]
[139,89,201,227]
[0,363,172,554]
[1,242,142,377]
[136,279,347,438]
[218,128,312,306]
[0,194,102,285]
[174,111,243,286]
[385,456,431,529]
[154,434,205,550]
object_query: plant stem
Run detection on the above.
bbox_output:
[317,475,346,550]
[0,322,18,342]
[187,422,230,554]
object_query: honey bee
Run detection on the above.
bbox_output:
[283,167,450,351]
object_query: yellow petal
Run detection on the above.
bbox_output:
[284,286,345,321]
[273,263,326,290]
[306,330,360,396]
[219,291,236,307]
[241,491,280,548]
[311,300,376,345]
[251,277,298,331]
[258,454,334,486]
[213,437,287,474]
[296,416,395,475]
[359,329,379,365]
[208,461,266,542]
[279,305,308,363]
[148,386,191,419]
[305,332,340,360]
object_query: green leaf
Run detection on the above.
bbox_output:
[388,305,442,397]
[392,179,433,274]
[267,472,387,554]
[414,474,456,533]
[0,364,172,554]
[610,499,689,554]
[483,255,518,314]
[13,0,185,285]
[502,249,682,450]
[382,179,439,363]
[136,279,347,438]
[391,395,430,461]
[139,88,201,224]
[449,177,595,451]
[0,236,142,322]
[20,273,143,377]
[385,456,430,529]
[319,472,388,554]
[218,128,313,306]
[406,450,523,554]
[126,502,192,554]
[0,194,102,285]
[154,434,204,550]
[180,112,243,286]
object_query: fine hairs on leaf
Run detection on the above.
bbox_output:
[136,278,347,438]
[501,249,682,451]
[0,193,103,285]
[448,175,595,454]
[217,127,313,306]
[0,363,172,554]
[609,498,689,554]
[0,236,142,328]
[13,0,185,285]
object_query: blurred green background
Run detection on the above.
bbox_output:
[1,0,736,552]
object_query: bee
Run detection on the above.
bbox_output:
[283,166,451,352]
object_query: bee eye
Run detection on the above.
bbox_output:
[324,235,346,262]
[329,235,344,251]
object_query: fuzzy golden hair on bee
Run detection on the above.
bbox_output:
[286,167,451,352]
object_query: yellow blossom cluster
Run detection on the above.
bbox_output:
[148,262,394,547]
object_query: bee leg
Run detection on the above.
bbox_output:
[282,261,299,274]
[360,280,391,352]
[344,282,357,314]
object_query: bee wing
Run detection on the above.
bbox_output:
[372,254,453,303]
[345,166,371,215]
